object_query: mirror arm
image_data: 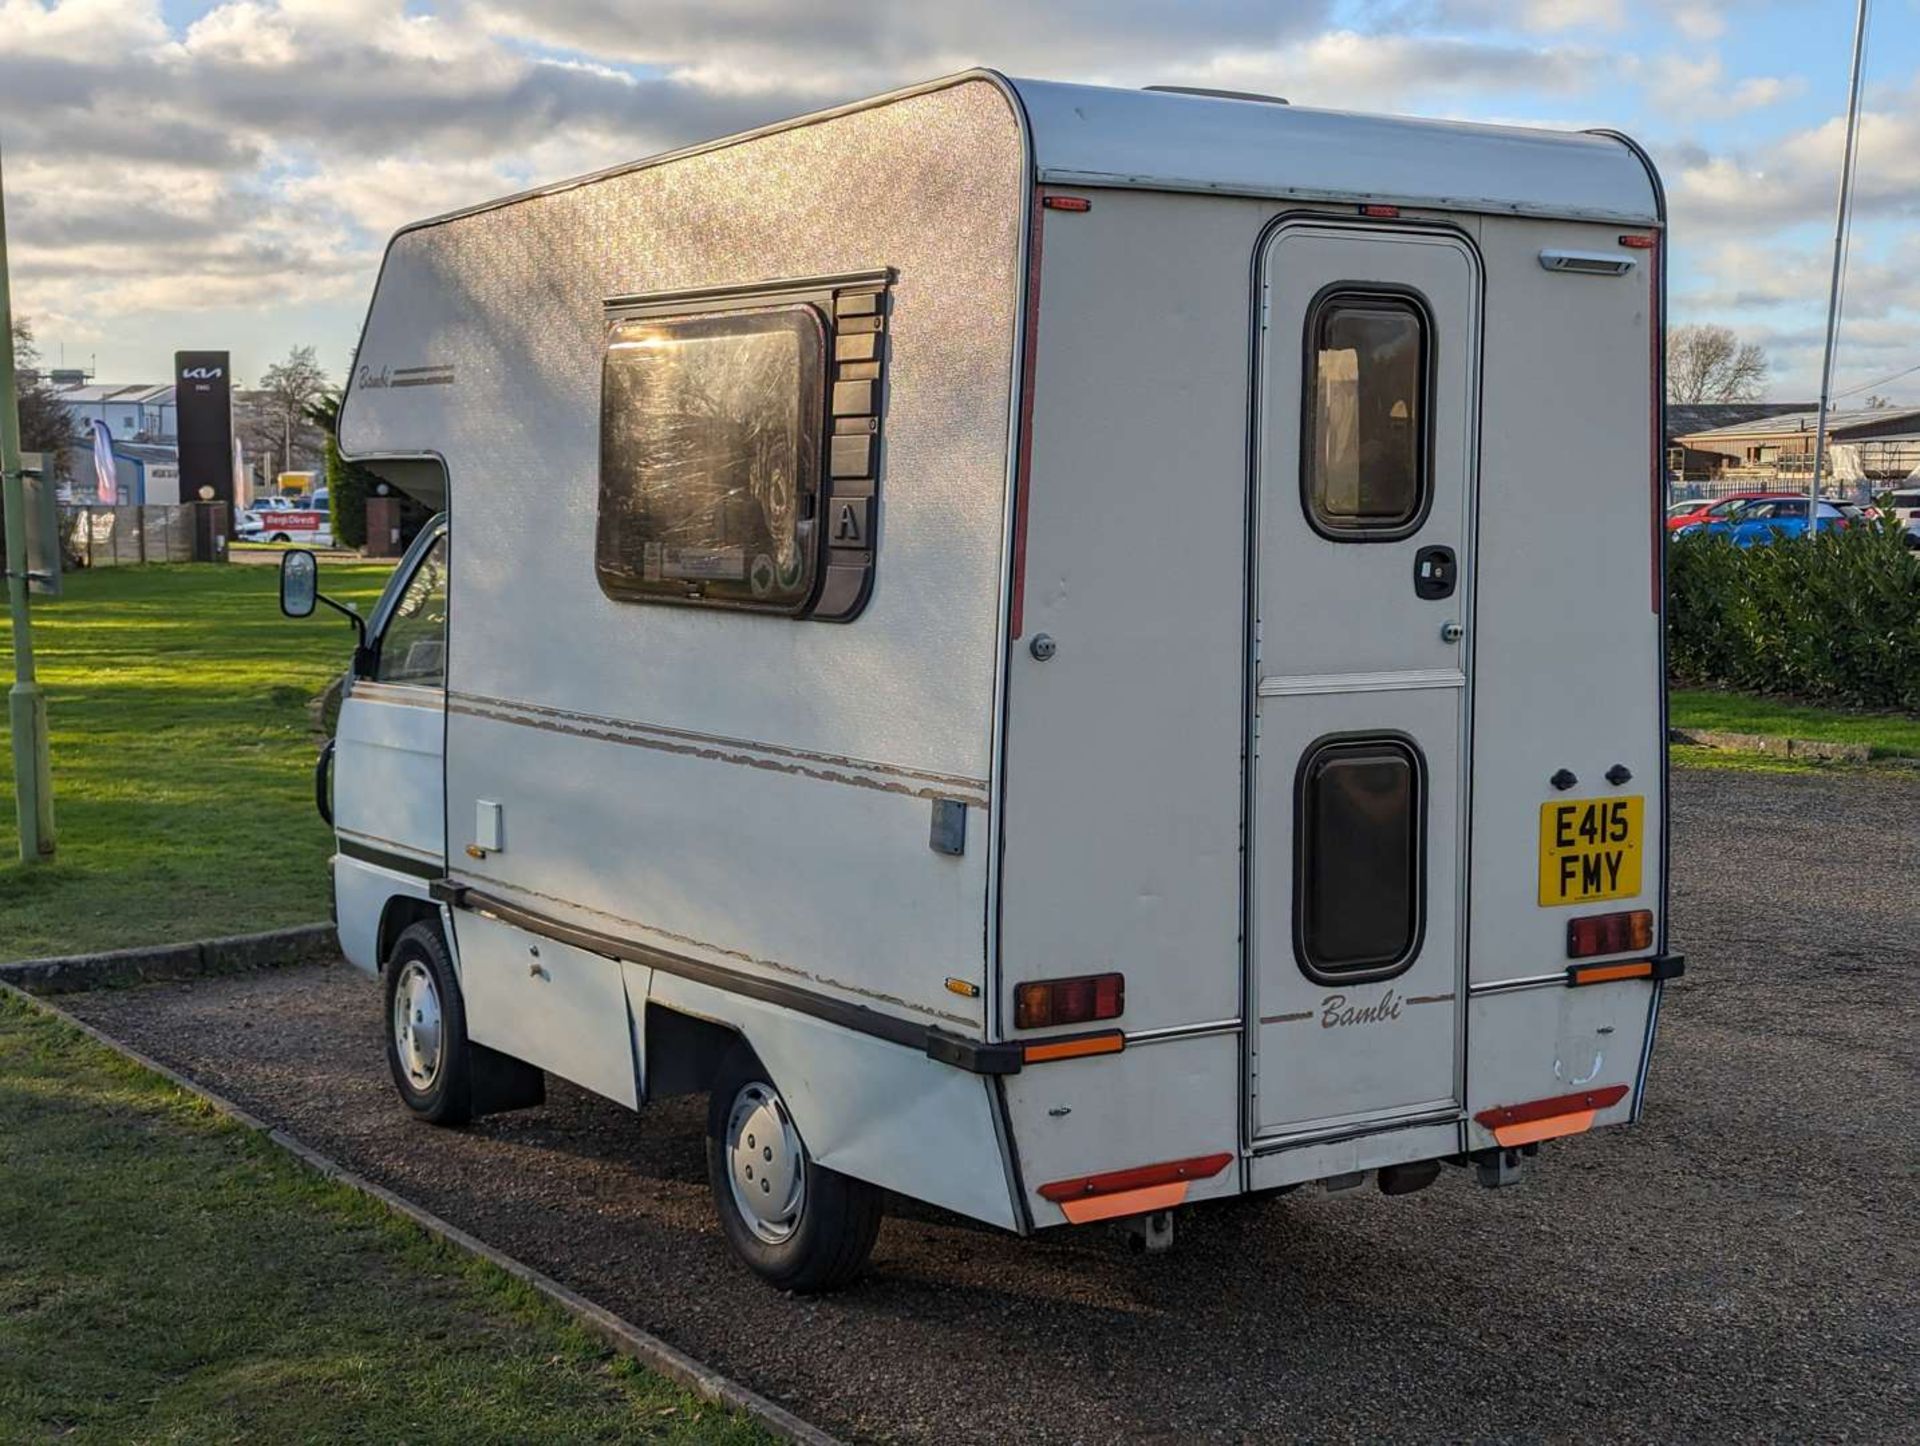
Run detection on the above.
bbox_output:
[315,592,368,651]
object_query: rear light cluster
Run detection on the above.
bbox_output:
[1014,972,1123,1030]
[1566,909,1652,959]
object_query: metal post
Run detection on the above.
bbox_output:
[1809,0,1871,524]
[0,142,55,860]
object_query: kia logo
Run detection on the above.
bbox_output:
[181,367,223,380]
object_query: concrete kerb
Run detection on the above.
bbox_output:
[0,981,842,1446]
[1669,727,1873,763]
[0,923,339,994]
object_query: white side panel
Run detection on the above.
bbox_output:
[1004,1034,1242,1228]
[331,856,430,975]
[333,685,445,869]
[1468,217,1663,992]
[444,711,986,1028]
[342,78,1024,1029]
[646,971,1018,1230]
[452,913,640,1108]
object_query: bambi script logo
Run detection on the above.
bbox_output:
[1320,988,1404,1029]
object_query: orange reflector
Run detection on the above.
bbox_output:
[1359,203,1400,217]
[1475,1085,1628,1147]
[1015,972,1124,1030]
[1039,1151,1234,1224]
[1618,233,1658,248]
[1569,959,1655,986]
[1042,195,1091,212]
[1022,1030,1125,1064]
[1567,909,1653,958]
[944,977,981,997]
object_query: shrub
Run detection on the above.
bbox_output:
[1668,521,1920,711]
[323,433,374,552]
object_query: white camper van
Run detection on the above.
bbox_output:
[285,72,1682,1290]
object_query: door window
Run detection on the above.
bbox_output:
[376,534,447,686]
[1294,736,1424,980]
[1302,291,1429,538]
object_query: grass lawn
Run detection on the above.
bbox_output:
[0,563,392,960]
[1669,687,1920,759]
[0,992,763,1444]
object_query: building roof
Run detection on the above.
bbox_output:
[55,383,174,405]
[1676,405,1920,443]
[1667,402,1816,441]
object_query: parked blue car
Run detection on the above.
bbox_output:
[1676,496,1865,547]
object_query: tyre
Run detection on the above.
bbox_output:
[706,1042,882,1292]
[383,920,473,1126]
[270,532,291,543]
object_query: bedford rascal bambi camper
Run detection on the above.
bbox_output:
[284,72,1682,1290]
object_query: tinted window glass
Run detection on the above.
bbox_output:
[1305,294,1426,535]
[376,534,447,687]
[1296,739,1422,978]
[597,305,825,611]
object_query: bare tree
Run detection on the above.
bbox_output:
[250,344,331,477]
[1666,323,1769,404]
[1863,393,1894,410]
[10,320,81,482]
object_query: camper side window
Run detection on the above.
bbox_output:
[1294,737,1424,981]
[596,305,825,612]
[1303,292,1428,537]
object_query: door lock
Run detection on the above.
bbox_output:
[1440,621,1465,644]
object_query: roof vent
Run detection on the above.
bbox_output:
[1143,85,1288,106]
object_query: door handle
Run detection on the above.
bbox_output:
[314,737,335,826]
[1414,545,1457,600]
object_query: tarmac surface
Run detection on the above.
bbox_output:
[64,765,1920,1442]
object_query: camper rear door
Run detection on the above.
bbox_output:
[1247,222,1481,1143]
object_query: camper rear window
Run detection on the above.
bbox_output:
[1295,737,1423,980]
[1303,293,1428,537]
[596,306,825,611]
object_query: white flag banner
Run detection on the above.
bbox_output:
[90,419,118,505]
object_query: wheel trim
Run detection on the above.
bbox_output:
[725,1082,806,1245]
[391,958,444,1091]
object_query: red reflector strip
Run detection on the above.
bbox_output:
[1042,195,1091,212]
[1022,1030,1125,1064]
[1567,909,1653,958]
[1569,960,1655,986]
[1476,1085,1628,1147]
[1359,203,1400,217]
[1618,233,1657,248]
[1039,1151,1234,1204]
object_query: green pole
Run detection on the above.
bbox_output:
[0,141,55,861]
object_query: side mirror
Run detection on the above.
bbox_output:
[280,549,318,618]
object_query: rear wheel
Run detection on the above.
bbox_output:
[705,1043,882,1292]
[383,921,473,1125]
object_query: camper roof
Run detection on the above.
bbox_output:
[389,71,1661,242]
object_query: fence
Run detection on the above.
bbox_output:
[60,505,202,567]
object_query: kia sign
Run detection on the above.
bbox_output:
[175,350,234,510]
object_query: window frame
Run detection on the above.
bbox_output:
[1297,282,1437,544]
[594,269,889,622]
[1290,731,1428,986]
[358,513,449,682]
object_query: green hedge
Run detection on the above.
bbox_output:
[1668,521,1920,711]
[323,433,375,551]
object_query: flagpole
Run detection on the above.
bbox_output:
[1809,0,1871,522]
[0,140,56,860]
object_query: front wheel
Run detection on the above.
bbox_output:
[383,921,473,1125]
[705,1043,882,1292]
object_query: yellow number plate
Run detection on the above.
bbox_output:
[1538,795,1643,906]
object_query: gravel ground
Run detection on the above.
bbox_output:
[62,766,1919,1443]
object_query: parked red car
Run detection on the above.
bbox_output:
[1667,491,1801,533]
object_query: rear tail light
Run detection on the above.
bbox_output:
[1014,972,1123,1030]
[1567,909,1652,958]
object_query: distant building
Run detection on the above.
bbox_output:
[1671,405,1920,485]
[49,381,177,444]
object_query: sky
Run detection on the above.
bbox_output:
[1,0,1916,402]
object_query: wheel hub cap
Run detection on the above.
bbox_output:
[392,959,443,1091]
[726,1082,806,1244]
